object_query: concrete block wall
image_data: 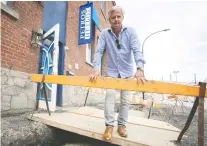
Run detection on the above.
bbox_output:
[1,67,106,111]
[1,68,37,111]
[62,86,105,107]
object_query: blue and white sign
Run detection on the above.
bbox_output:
[78,3,93,45]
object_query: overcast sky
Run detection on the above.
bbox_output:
[116,0,207,83]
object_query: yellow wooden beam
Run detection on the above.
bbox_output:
[30,74,207,97]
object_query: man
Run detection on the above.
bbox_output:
[89,6,146,141]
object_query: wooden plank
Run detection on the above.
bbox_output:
[30,74,207,97]
[198,82,206,146]
[42,83,51,116]
[31,107,179,146]
[67,106,180,132]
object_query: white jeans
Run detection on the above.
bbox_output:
[104,76,132,126]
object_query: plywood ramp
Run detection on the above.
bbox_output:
[31,106,180,146]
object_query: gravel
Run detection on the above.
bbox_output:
[1,102,206,146]
[1,109,117,146]
[1,110,55,146]
[143,105,207,146]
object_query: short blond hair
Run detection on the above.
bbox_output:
[108,6,124,19]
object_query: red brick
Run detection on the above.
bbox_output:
[64,1,113,76]
[1,2,43,73]
[2,1,114,76]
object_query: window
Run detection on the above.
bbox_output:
[86,23,95,66]
[85,42,102,73]
[86,43,93,65]
[1,1,19,20]
[1,1,13,9]
[1,1,7,5]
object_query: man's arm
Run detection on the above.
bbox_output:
[93,30,106,73]
[129,27,146,83]
[129,27,146,70]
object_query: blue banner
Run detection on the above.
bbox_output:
[92,5,101,31]
[78,3,93,45]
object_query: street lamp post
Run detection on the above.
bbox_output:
[142,28,170,99]
[142,29,170,54]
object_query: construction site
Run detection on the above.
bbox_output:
[1,1,207,146]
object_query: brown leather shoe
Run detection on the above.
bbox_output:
[103,126,113,141]
[118,125,128,137]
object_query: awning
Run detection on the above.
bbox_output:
[92,4,101,31]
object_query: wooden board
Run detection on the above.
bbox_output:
[67,107,180,132]
[31,106,180,146]
[30,74,207,97]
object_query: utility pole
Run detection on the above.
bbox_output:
[173,71,179,82]
[194,73,196,84]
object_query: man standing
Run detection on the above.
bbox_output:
[89,6,145,141]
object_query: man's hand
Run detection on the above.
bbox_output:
[89,72,100,81]
[134,69,145,84]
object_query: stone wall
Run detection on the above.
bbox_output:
[1,68,37,111]
[62,86,106,107]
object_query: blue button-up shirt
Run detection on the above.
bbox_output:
[93,26,146,78]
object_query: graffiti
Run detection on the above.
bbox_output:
[38,42,54,101]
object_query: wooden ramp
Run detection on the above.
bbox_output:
[31,106,180,146]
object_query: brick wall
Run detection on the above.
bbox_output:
[1,2,43,73]
[1,1,114,75]
[64,1,114,76]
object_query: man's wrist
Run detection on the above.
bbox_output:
[137,67,144,72]
[136,62,144,71]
